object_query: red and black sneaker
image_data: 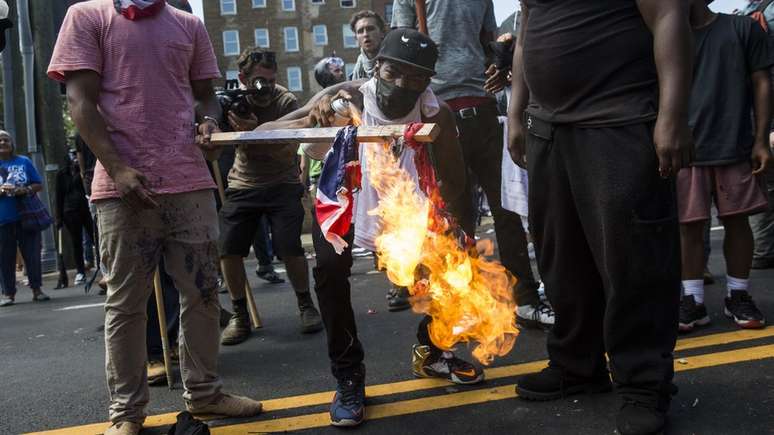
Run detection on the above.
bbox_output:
[412,345,484,385]
[724,290,766,329]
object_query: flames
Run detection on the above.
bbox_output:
[353,107,519,365]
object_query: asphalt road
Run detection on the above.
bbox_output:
[2,224,773,435]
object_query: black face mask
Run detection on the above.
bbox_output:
[375,77,423,119]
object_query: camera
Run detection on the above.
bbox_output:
[216,79,255,122]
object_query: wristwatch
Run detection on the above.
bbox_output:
[201,116,221,130]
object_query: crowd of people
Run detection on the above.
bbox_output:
[0,0,769,434]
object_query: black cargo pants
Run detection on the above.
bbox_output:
[525,114,680,396]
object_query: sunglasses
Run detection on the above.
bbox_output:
[239,51,276,69]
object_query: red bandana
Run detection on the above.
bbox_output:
[114,0,165,20]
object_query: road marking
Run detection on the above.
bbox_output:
[25,327,774,435]
[212,344,774,434]
[53,303,105,312]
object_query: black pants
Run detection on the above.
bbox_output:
[311,216,364,380]
[63,206,94,274]
[454,101,540,306]
[526,116,680,395]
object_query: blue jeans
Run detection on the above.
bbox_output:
[0,222,42,296]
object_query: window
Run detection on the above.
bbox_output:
[255,28,270,48]
[385,4,393,23]
[220,0,236,15]
[311,0,325,4]
[282,0,295,11]
[223,30,240,56]
[313,25,328,46]
[226,70,239,81]
[345,63,355,79]
[252,0,266,7]
[287,67,303,92]
[342,25,357,48]
[284,27,300,52]
[340,0,355,7]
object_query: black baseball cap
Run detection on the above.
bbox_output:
[377,29,438,76]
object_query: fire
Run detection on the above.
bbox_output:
[352,106,519,365]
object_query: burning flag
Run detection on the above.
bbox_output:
[365,123,519,365]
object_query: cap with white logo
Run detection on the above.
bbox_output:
[376,28,438,76]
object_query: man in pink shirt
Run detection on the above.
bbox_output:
[48,1,262,434]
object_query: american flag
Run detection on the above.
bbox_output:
[315,126,361,254]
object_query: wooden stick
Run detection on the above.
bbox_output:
[210,124,440,146]
[153,269,175,390]
[210,160,262,329]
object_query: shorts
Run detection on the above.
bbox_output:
[218,183,306,258]
[677,161,768,224]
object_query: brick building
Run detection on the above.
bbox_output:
[203,0,394,103]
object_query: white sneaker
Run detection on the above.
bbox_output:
[516,302,555,328]
[74,273,86,284]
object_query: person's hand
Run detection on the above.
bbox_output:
[111,165,158,209]
[752,139,772,175]
[226,111,258,132]
[484,64,509,94]
[507,118,527,169]
[11,185,28,196]
[309,90,354,127]
[653,117,693,178]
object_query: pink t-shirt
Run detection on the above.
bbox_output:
[47,0,220,201]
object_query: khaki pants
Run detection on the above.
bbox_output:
[96,190,222,424]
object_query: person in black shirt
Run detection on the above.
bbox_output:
[55,149,94,284]
[508,2,693,434]
[677,1,772,333]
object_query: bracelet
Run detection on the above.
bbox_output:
[201,116,221,129]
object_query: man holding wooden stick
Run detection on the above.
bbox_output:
[48,2,262,434]
[251,29,477,428]
[217,47,323,345]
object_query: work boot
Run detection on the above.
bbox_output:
[516,366,612,401]
[616,386,675,435]
[147,360,167,386]
[186,392,262,417]
[296,291,323,334]
[221,300,251,345]
[104,421,142,435]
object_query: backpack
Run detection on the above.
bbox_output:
[166,412,210,435]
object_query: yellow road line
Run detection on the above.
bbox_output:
[212,344,774,434]
[25,327,774,435]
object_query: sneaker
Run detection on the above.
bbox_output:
[74,273,86,285]
[678,295,710,333]
[387,286,411,312]
[516,302,555,329]
[147,360,167,386]
[220,306,251,345]
[703,267,715,285]
[0,295,14,307]
[186,392,262,417]
[256,268,285,284]
[32,291,51,302]
[104,421,142,435]
[411,344,484,385]
[299,304,324,334]
[724,290,766,329]
[330,374,366,427]
[219,308,233,328]
[516,366,612,401]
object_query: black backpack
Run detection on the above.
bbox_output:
[167,412,210,435]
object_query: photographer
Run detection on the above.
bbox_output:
[219,47,323,345]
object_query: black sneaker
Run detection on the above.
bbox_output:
[330,373,366,427]
[724,290,766,329]
[256,269,285,284]
[678,295,710,333]
[411,345,484,385]
[516,366,612,401]
[387,286,411,312]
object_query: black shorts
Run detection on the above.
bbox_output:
[218,183,306,258]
